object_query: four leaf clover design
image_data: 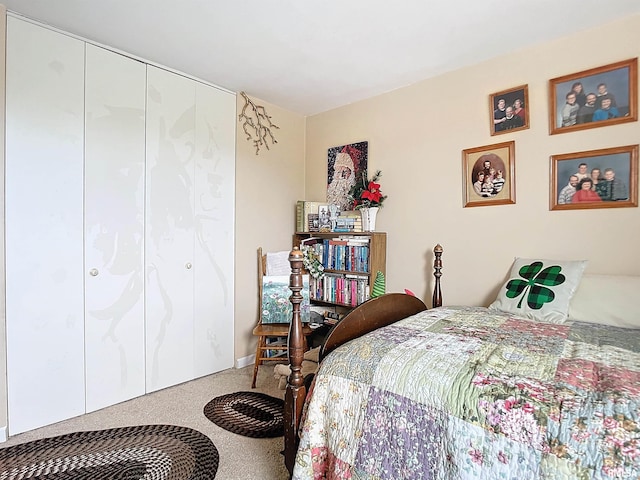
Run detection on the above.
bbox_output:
[505,262,566,310]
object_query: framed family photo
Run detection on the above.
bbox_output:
[549,58,637,135]
[489,84,529,136]
[550,144,638,211]
[462,141,516,208]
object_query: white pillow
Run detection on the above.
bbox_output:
[568,274,640,328]
[489,257,587,323]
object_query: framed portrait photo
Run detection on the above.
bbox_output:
[317,204,331,231]
[549,58,638,135]
[462,141,516,208]
[490,84,529,136]
[550,144,638,211]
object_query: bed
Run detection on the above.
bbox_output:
[283,245,640,479]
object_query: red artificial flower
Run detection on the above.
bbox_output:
[348,169,387,209]
[361,181,382,203]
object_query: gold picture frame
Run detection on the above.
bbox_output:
[462,141,516,208]
[550,145,638,211]
[489,84,530,136]
[549,58,638,135]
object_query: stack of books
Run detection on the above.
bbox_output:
[333,210,362,232]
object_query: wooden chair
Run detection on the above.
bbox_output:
[251,247,313,388]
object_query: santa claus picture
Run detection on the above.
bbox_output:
[326,141,368,211]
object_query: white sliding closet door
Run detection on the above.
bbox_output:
[192,84,235,376]
[5,17,85,434]
[145,67,235,391]
[84,45,147,412]
[145,66,198,392]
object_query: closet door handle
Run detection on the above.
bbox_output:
[185,262,192,270]
[89,268,99,277]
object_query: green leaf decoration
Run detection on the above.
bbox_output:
[504,261,566,310]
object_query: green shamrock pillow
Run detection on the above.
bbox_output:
[489,258,587,323]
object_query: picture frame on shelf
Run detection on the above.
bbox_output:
[317,204,331,231]
[549,58,637,135]
[490,84,529,136]
[308,214,320,232]
[550,144,638,211]
[462,141,516,208]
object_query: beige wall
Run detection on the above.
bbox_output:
[234,96,306,361]
[305,14,640,308]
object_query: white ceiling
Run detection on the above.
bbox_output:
[4,0,640,116]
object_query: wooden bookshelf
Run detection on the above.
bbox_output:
[292,232,387,309]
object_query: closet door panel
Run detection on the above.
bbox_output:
[5,17,85,434]
[193,84,236,376]
[84,45,146,412]
[145,66,196,392]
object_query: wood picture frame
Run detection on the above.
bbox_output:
[490,84,529,136]
[549,58,638,135]
[550,144,638,211]
[462,141,516,208]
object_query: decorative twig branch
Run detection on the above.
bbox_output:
[238,91,279,155]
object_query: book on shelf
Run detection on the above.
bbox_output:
[296,201,323,232]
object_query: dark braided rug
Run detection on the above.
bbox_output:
[203,391,284,438]
[0,424,219,480]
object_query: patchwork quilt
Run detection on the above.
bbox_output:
[292,306,640,479]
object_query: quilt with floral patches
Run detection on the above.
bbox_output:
[292,306,640,480]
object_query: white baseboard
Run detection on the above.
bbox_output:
[235,354,255,369]
[0,426,6,443]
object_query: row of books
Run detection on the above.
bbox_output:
[309,273,370,307]
[305,236,370,273]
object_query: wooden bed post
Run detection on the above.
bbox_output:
[432,244,443,308]
[284,247,305,476]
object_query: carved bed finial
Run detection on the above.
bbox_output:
[432,244,443,308]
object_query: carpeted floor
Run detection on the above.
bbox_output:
[0,424,219,479]
[0,365,290,480]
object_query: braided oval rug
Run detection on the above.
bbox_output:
[203,391,284,438]
[0,424,219,480]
